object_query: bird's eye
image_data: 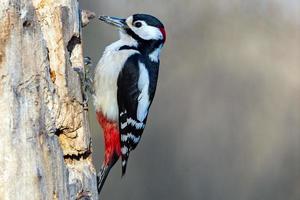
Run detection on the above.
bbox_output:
[134,22,142,28]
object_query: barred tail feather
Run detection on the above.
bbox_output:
[97,164,111,193]
[97,153,119,193]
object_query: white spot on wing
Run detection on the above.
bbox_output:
[128,133,140,143]
[121,134,128,142]
[121,133,141,143]
[127,118,145,129]
[121,146,128,154]
[120,122,127,129]
[120,110,127,116]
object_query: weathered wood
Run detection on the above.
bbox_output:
[81,10,96,27]
[0,0,98,199]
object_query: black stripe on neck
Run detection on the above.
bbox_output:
[119,45,139,51]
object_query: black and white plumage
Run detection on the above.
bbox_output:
[117,51,160,174]
[94,14,166,192]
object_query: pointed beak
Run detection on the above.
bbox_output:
[98,15,128,29]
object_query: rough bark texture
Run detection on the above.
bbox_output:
[0,0,98,199]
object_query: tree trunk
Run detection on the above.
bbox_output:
[0,0,98,199]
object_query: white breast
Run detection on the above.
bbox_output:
[93,40,139,121]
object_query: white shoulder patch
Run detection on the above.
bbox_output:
[137,62,150,122]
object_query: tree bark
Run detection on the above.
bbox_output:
[0,0,98,199]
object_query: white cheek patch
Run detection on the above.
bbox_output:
[133,24,163,40]
[127,17,163,41]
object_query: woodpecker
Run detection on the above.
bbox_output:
[93,14,166,193]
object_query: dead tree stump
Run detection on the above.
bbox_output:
[0,0,98,199]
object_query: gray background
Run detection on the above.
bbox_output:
[80,1,300,199]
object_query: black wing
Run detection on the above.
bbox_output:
[117,53,159,175]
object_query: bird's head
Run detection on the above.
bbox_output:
[99,14,166,48]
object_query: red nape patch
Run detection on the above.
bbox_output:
[159,27,166,43]
[96,112,121,165]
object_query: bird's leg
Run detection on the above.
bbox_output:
[83,56,95,95]
[74,56,94,110]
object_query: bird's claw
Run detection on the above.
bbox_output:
[73,56,94,109]
[84,56,92,66]
[83,98,89,110]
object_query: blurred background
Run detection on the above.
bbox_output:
[79,1,300,199]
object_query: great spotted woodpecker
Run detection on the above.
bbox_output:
[94,14,166,193]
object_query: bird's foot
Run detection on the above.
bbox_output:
[73,56,95,109]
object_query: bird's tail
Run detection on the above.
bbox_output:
[121,152,130,176]
[97,164,111,193]
[97,153,119,194]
